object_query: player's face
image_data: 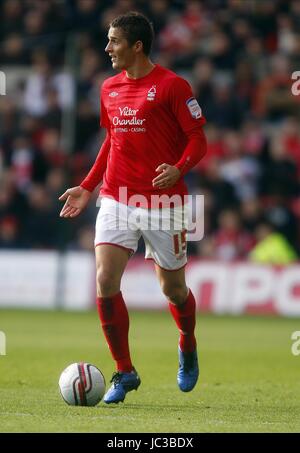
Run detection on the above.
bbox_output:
[105,27,136,70]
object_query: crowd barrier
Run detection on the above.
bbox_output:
[0,251,299,316]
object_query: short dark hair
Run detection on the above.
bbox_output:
[110,11,154,56]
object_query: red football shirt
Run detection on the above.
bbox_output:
[81,64,206,206]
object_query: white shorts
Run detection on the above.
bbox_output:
[95,197,189,270]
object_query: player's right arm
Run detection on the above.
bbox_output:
[59,87,111,218]
[59,130,111,218]
[80,130,111,192]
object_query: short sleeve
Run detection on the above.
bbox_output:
[168,77,206,134]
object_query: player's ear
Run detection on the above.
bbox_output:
[134,40,143,54]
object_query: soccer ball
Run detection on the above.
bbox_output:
[59,362,106,406]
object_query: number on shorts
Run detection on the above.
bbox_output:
[173,229,187,257]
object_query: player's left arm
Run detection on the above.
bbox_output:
[152,78,207,190]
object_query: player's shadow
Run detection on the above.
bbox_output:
[103,403,202,411]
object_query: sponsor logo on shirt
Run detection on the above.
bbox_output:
[112,105,146,132]
[109,91,119,97]
[118,106,139,116]
[186,97,202,119]
[147,85,156,101]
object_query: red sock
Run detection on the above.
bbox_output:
[168,289,197,353]
[96,292,133,373]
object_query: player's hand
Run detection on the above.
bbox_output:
[59,186,92,218]
[152,163,181,189]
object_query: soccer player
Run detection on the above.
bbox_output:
[59,12,207,404]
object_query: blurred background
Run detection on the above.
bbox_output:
[0,0,300,314]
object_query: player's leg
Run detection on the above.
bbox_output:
[96,245,141,404]
[142,200,199,392]
[96,244,134,373]
[95,198,142,403]
[95,197,135,372]
[155,265,197,354]
[96,243,129,298]
[143,208,196,353]
[154,264,199,392]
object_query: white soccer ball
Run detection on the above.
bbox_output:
[59,362,106,406]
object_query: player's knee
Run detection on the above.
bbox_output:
[96,269,119,297]
[162,283,187,305]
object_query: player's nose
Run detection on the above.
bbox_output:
[105,43,111,53]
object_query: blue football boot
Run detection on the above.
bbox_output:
[103,368,141,404]
[177,347,199,392]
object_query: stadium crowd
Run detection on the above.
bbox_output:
[0,0,300,263]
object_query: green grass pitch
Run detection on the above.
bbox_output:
[0,309,300,433]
